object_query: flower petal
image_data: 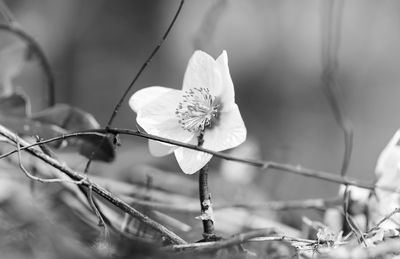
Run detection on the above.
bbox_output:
[216,50,235,106]
[137,89,193,142]
[148,140,176,157]
[203,103,246,152]
[129,86,171,113]
[174,137,213,174]
[182,50,222,97]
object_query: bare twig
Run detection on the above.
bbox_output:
[1,128,398,194]
[87,183,106,227]
[368,208,400,233]
[0,125,186,245]
[196,132,216,240]
[16,141,84,184]
[198,163,216,239]
[164,228,276,253]
[343,187,366,245]
[84,0,185,174]
[164,229,316,253]
[0,24,55,106]
[106,0,185,127]
[249,236,315,244]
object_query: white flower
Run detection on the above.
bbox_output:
[129,50,246,174]
[372,129,400,229]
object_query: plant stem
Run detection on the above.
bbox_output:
[198,163,214,238]
[197,132,216,240]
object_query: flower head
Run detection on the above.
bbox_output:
[129,50,246,174]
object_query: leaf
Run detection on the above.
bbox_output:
[75,133,115,162]
[31,104,100,131]
[31,104,115,162]
[0,99,115,162]
[31,104,114,161]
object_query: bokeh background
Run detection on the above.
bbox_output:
[3,0,400,203]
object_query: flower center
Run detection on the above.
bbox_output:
[175,87,220,133]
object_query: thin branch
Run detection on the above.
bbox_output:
[0,132,107,160]
[164,229,315,253]
[0,23,55,106]
[198,163,215,239]
[16,141,84,184]
[343,187,366,245]
[0,125,186,245]
[84,0,185,174]
[106,0,185,127]
[87,183,106,227]
[249,236,315,244]
[0,128,397,194]
[164,228,275,253]
[98,128,392,192]
[368,208,400,233]
[196,132,216,240]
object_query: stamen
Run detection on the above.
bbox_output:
[175,87,220,132]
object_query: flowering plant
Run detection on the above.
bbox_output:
[129,50,246,174]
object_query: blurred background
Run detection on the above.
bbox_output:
[2,0,400,203]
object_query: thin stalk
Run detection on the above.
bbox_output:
[197,132,216,240]
[106,0,185,127]
[198,164,214,238]
[83,0,185,174]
